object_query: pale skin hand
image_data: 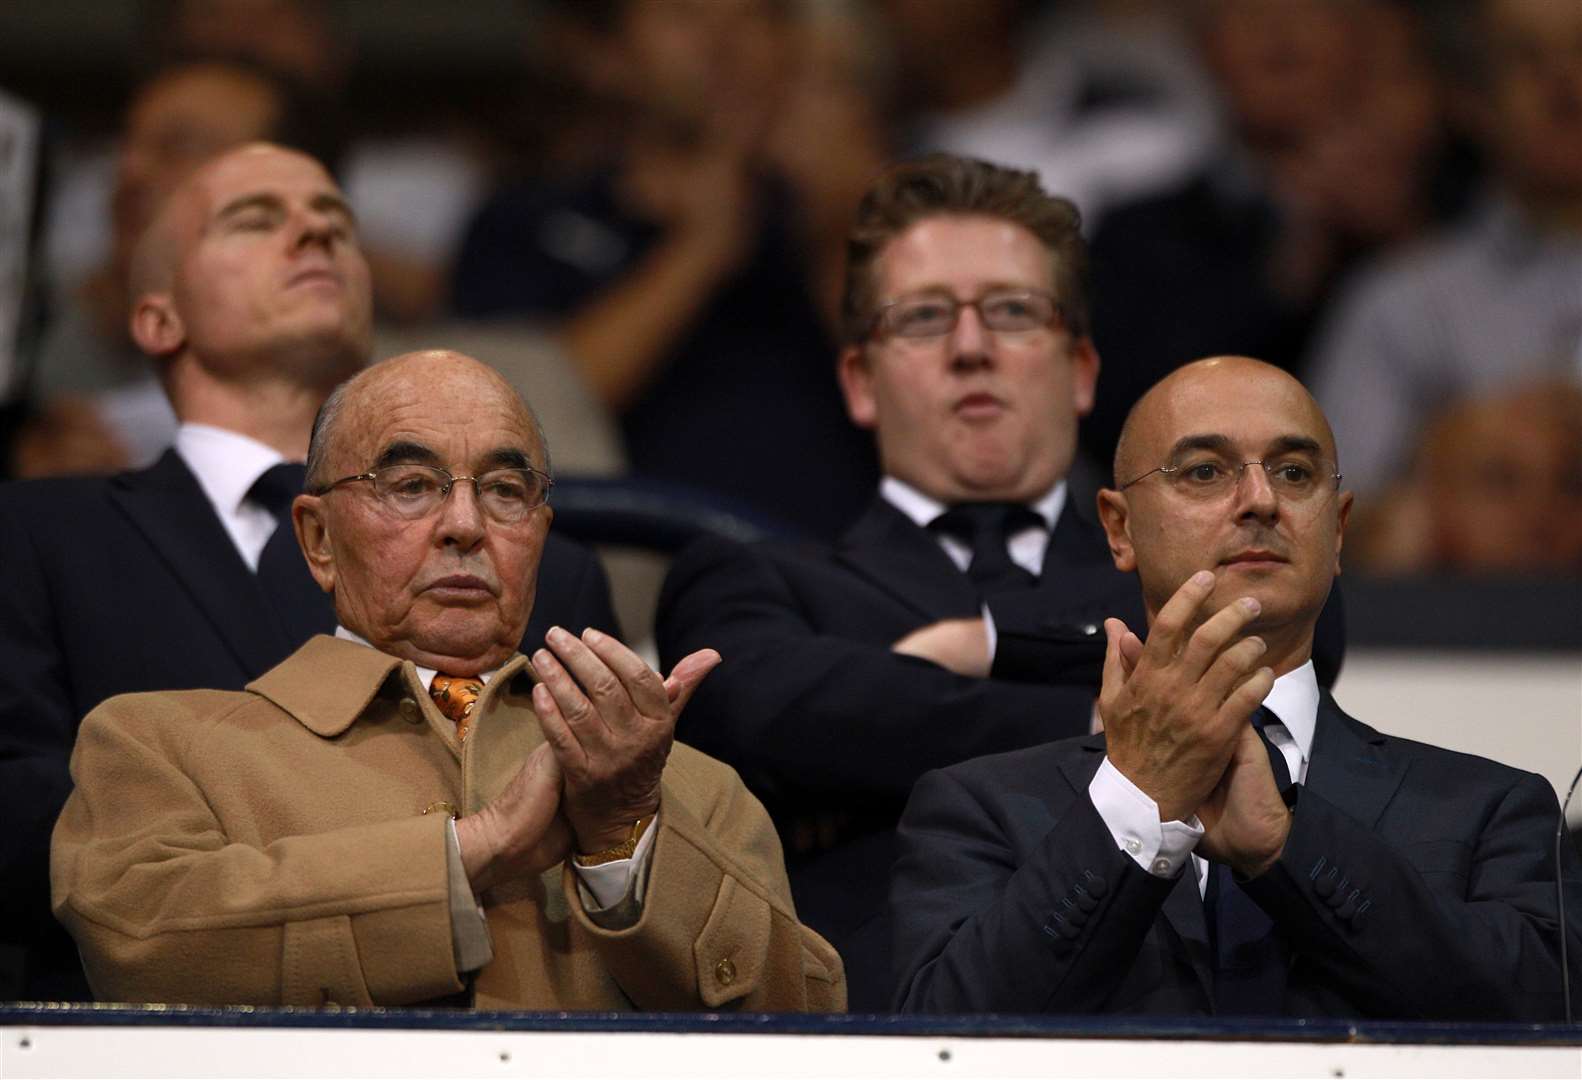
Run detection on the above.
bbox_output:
[454,742,572,894]
[891,617,990,678]
[1099,570,1276,824]
[530,626,721,853]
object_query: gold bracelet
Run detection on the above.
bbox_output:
[573,815,653,867]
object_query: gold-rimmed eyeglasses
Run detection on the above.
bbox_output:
[314,463,553,522]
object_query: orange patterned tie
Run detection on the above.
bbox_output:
[429,674,485,743]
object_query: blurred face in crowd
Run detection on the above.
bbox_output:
[1422,382,1582,573]
[838,214,1099,504]
[1199,0,1358,149]
[131,144,371,393]
[1480,0,1582,200]
[112,63,284,270]
[297,351,553,675]
[1098,357,1351,673]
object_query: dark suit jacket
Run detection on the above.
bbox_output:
[0,449,619,1001]
[656,493,1149,1010]
[892,694,1582,1020]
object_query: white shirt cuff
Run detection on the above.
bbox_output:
[980,602,998,661]
[574,811,660,912]
[1089,757,1203,878]
[444,816,493,973]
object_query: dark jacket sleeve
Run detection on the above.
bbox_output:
[0,495,79,943]
[656,536,1103,800]
[891,761,1176,1013]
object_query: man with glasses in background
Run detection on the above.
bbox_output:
[51,347,845,1010]
[892,355,1581,1018]
[656,154,1153,1008]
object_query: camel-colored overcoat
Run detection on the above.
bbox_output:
[51,635,845,1011]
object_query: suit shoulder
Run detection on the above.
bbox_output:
[1333,706,1552,798]
[933,735,1100,793]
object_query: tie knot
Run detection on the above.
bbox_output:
[930,501,1043,545]
[430,674,486,742]
[249,462,308,518]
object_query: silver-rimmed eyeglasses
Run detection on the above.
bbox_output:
[871,290,1061,340]
[314,463,553,522]
[1120,456,1341,503]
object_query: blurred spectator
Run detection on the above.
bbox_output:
[1310,0,1582,497]
[1347,379,1582,576]
[453,0,883,539]
[888,0,1214,226]
[1082,0,1462,471]
[16,57,337,477]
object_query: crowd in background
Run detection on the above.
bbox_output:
[4,0,1580,576]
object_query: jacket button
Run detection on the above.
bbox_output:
[1314,871,1337,898]
[1081,872,1107,898]
[714,957,736,986]
[399,697,422,723]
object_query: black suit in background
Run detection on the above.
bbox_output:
[0,449,620,1001]
[656,492,1149,1010]
[893,693,1582,1020]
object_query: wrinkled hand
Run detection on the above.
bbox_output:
[531,625,720,853]
[454,742,571,894]
[892,617,990,678]
[1196,723,1293,878]
[1099,570,1274,822]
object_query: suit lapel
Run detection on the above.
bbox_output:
[109,449,292,676]
[836,498,979,620]
[1305,693,1407,829]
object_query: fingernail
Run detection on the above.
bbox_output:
[1240,596,1260,613]
[1192,570,1215,588]
[533,649,551,669]
[547,626,567,645]
[583,626,605,645]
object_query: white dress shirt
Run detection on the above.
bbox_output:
[173,423,293,570]
[879,476,1067,657]
[1090,661,1319,894]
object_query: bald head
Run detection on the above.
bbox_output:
[1113,356,1337,488]
[307,349,551,491]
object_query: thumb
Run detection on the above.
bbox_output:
[664,648,722,715]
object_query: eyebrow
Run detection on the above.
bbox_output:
[373,441,441,469]
[213,191,358,227]
[371,442,534,472]
[1167,433,1326,460]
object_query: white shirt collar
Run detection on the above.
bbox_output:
[1262,659,1320,767]
[174,422,292,517]
[879,475,1067,533]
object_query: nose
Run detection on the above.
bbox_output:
[1232,461,1280,523]
[291,203,343,253]
[947,302,993,372]
[435,479,487,552]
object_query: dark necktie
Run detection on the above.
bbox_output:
[930,502,1043,595]
[1204,705,1294,1015]
[250,462,333,648]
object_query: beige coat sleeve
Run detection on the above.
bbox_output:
[565,744,847,1012]
[50,694,464,1006]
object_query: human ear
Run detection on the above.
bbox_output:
[1070,338,1100,418]
[836,345,878,430]
[292,495,337,595]
[1332,489,1354,574]
[129,293,185,358]
[1095,488,1137,573]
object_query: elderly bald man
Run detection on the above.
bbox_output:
[0,143,616,1001]
[51,349,844,1011]
[893,356,1581,1019]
